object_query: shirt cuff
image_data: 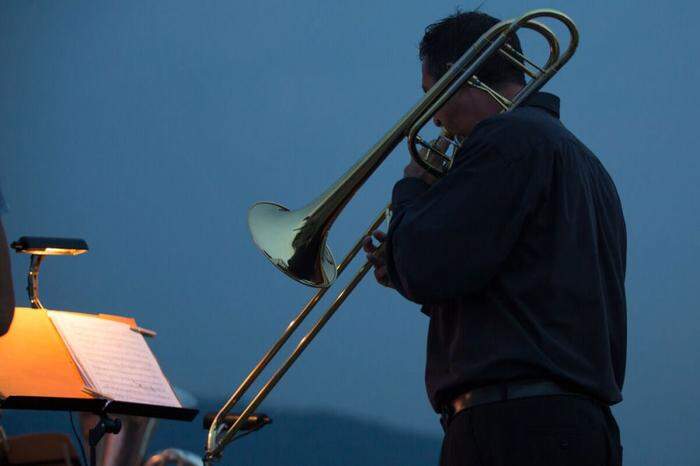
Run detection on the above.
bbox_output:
[391,177,430,206]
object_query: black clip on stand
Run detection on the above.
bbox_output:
[88,411,122,466]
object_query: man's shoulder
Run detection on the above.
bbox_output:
[456,107,565,167]
[483,109,616,189]
[478,106,567,145]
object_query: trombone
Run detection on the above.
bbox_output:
[205,9,578,463]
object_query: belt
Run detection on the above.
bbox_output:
[439,380,581,429]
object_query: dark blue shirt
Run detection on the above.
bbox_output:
[386,93,627,411]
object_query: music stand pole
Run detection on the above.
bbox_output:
[88,411,122,466]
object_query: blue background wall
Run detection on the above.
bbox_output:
[1,1,698,464]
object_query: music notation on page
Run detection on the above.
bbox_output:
[47,310,181,407]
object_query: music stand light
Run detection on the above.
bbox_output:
[11,237,89,309]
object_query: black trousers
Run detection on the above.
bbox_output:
[439,395,622,466]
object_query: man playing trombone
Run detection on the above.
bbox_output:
[365,11,626,466]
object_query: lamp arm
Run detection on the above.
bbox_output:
[28,254,44,309]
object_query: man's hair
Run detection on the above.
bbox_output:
[419,10,526,88]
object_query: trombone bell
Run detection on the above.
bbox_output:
[248,201,337,288]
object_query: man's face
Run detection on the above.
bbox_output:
[421,61,493,138]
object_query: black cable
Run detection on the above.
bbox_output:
[69,411,88,466]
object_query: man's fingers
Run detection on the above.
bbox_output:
[362,236,373,253]
[364,231,389,256]
[364,230,392,288]
[374,266,393,288]
[373,230,387,241]
[374,266,387,282]
[367,253,383,267]
[363,231,387,252]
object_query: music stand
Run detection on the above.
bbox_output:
[0,307,198,466]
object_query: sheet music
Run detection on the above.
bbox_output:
[48,311,181,407]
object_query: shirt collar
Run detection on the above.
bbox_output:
[522,91,560,118]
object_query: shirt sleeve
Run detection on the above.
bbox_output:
[385,121,550,304]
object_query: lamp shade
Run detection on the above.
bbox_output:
[11,237,89,256]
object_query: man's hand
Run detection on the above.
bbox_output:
[362,230,393,288]
[403,157,437,185]
[405,134,454,185]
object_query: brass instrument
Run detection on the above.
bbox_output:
[205,9,578,463]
